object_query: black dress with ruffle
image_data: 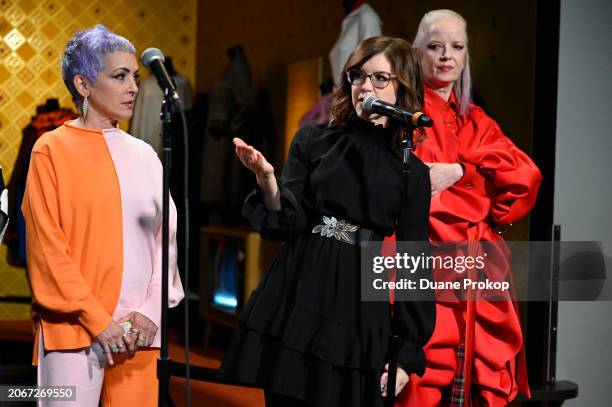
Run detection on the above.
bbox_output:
[220,121,436,406]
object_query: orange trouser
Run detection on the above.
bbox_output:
[102,349,159,406]
[38,327,159,407]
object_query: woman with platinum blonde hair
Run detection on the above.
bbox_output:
[23,24,184,406]
[412,9,472,116]
[399,9,542,407]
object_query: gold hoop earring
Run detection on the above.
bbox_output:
[82,95,89,121]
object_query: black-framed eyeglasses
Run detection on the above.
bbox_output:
[346,69,396,89]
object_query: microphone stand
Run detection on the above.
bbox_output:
[385,124,415,407]
[155,83,225,407]
[158,89,174,407]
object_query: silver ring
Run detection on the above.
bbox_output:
[120,320,133,334]
[137,336,146,347]
[110,344,119,353]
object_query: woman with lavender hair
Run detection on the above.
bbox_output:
[22,24,183,406]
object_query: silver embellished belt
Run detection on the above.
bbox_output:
[312,216,381,247]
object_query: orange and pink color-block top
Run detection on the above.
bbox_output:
[22,121,184,362]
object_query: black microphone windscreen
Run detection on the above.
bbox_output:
[363,95,379,114]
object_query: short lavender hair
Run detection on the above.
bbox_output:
[61,24,136,112]
[413,10,472,116]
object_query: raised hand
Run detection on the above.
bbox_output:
[233,137,274,179]
[233,137,280,210]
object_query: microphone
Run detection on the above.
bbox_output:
[363,95,433,127]
[140,48,179,100]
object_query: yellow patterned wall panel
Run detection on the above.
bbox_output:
[0,0,197,320]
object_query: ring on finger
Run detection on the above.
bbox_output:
[120,320,133,335]
[110,344,119,354]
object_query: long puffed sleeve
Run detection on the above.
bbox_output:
[23,151,112,338]
[242,125,314,241]
[136,193,184,330]
[457,107,542,225]
[416,102,543,242]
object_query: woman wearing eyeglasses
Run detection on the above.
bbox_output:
[220,36,436,406]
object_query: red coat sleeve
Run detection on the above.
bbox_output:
[457,107,542,225]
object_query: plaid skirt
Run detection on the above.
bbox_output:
[446,342,466,407]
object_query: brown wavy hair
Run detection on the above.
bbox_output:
[330,36,425,146]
